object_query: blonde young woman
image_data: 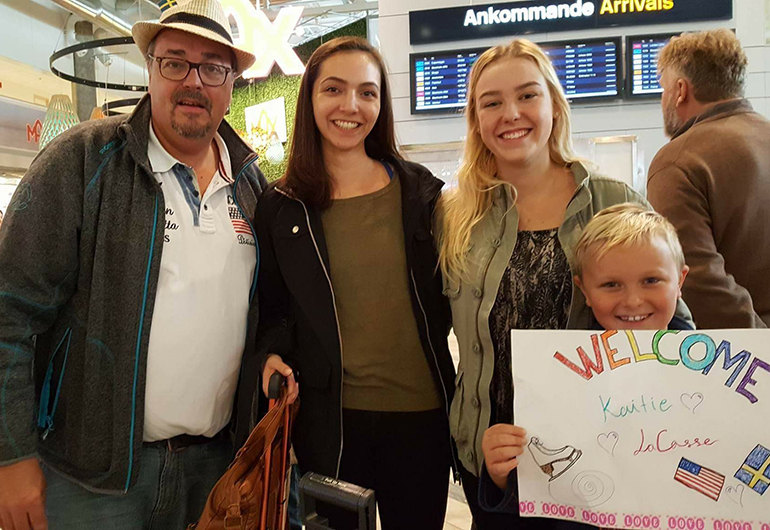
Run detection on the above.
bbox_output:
[438,40,690,529]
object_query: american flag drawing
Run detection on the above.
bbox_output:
[674,457,725,501]
[231,219,253,236]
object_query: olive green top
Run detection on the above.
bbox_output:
[322,175,441,412]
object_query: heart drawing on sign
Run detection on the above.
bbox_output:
[680,392,704,414]
[726,484,744,506]
[596,432,619,456]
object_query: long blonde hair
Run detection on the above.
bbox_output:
[438,39,578,282]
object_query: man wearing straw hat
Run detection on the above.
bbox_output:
[0,1,269,528]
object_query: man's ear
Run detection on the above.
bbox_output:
[675,78,689,107]
[574,275,591,307]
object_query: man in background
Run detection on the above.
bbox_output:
[648,29,770,328]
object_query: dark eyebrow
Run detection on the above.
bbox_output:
[201,51,226,63]
[320,76,380,90]
[478,80,542,99]
[160,49,228,64]
[321,76,348,85]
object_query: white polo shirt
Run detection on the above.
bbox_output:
[143,123,256,442]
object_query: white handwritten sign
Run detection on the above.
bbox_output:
[512,329,770,530]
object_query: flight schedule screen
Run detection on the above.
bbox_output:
[411,49,483,113]
[628,35,674,96]
[411,39,620,114]
[540,39,620,100]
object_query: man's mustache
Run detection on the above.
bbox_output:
[172,91,212,113]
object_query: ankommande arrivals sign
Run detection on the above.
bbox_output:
[409,0,732,45]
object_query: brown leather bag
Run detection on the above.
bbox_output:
[189,386,298,530]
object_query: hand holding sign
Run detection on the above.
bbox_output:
[482,424,528,490]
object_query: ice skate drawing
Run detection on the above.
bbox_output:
[528,437,582,482]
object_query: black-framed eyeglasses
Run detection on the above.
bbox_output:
[149,55,233,87]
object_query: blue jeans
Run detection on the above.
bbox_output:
[44,440,232,530]
[289,464,301,530]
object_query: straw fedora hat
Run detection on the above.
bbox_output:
[132,0,256,76]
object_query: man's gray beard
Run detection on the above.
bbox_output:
[662,103,682,138]
[171,116,212,139]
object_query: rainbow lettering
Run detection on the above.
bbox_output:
[553,332,770,404]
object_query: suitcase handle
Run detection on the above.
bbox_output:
[268,372,286,400]
[299,472,377,530]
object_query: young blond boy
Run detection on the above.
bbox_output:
[573,203,691,331]
[570,204,693,528]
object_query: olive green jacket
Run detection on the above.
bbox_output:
[444,162,692,475]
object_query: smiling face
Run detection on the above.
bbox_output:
[576,235,689,330]
[148,29,234,145]
[311,50,382,155]
[474,57,555,172]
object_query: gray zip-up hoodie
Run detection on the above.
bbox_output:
[0,94,266,493]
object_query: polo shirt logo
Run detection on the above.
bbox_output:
[227,196,254,246]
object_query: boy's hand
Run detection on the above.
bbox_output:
[482,424,527,491]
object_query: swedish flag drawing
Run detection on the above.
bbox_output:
[158,0,179,12]
[735,444,770,495]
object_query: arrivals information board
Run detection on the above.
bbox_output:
[626,34,677,97]
[410,0,732,45]
[541,39,619,100]
[411,48,484,113]
[411,38,620,114]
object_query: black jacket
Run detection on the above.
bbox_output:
[237,158,457,478]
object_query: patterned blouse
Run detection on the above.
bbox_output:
[488,229,573,424]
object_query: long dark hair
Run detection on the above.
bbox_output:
[281,36,400,209]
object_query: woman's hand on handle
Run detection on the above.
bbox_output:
[482,423,527,491]
[262,354,299,404]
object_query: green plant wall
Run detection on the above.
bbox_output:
[227,18,368,182]
[228,75,300,182]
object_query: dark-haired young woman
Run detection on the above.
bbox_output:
[244,37,457,529]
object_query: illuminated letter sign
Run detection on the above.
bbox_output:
[410,0,732,45]
[462,1,596,27]
[220,0,305,79]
